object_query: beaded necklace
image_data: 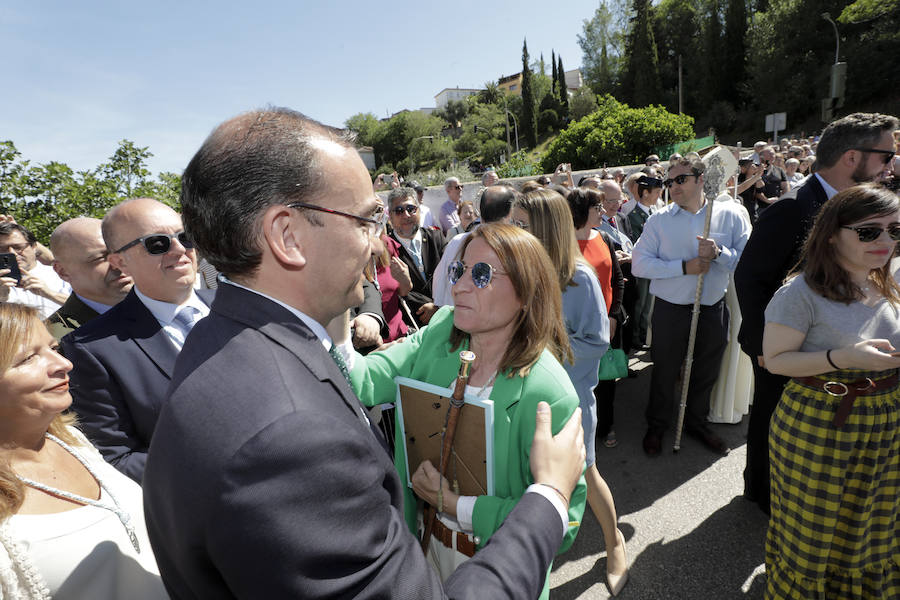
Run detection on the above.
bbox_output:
[15,433,141,553]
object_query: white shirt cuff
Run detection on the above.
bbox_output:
[525,484,569,537]
[454,496,476,533]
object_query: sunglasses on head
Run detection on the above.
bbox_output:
[841,224,900,243]
[853,148,896,165]
[662,173,699,188]
[448,260,505,288]
[391,204,419,216]
[113,231,193,255]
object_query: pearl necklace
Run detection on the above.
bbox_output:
[15,433,141,554]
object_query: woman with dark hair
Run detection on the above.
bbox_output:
[762,183,900,599]
[351,223,586,599]
[0,303,167,599]
[565,187,626,448]
[513,189,629,596]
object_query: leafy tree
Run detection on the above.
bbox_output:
[541,94,694,171]
[344,112,381,147]
[434,99,470,128]
[620,0,662,107]
[722,0,748,105]
[496,150,541,178]
[578,2,626,95]
[477,82,504,105]
[652,0,703,114]
[570,87,600,121]
[520,39,538,147]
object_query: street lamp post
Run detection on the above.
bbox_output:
[822,12,839,64]
[505,111,520,154]
[408,135,434,175]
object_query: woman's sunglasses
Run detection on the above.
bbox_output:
[448,260,504,288]
[841,224,900,243]
[113,231,194,255]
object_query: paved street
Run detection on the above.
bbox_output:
[550,351,769,599]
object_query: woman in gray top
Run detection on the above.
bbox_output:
[762,183,900,600]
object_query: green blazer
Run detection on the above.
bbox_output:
[351,306,586,557]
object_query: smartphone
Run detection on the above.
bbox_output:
[0,252,22,285]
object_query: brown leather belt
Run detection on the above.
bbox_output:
[430,518,477,557]
[792,372,898,427]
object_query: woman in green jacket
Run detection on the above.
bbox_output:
[351,223,586,598]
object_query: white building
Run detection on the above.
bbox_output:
[434,87,481,108]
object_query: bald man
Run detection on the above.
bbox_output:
[45,217,133,339]
[61,198,215,481]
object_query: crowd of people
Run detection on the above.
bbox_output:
[0,110,897,600]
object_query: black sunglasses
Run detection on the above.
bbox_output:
[841,224,900,243]
[113,231,193,255]
[391,204,419,216]
[662,173,699,188]
[853,148,896,165]
[448,260,505,288]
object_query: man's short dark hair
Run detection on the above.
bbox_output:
[815,112,898,169]
[0,222,36,245]
[180,107,353,278]
[668,157,706,177]
[479,185,519,223]
[387,187,417,208]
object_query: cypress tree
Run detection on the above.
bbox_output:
[557,55,568,111]
[722,0,747,104]
[621,0,662,106]
[551,50,558,94]
[521,38,538,147]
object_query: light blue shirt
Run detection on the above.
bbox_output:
[134,287,210,351]
[631,199,750,305]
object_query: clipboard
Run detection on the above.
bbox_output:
[394,376,494,497]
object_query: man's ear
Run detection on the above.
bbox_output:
[52,261,72,284]
[262,205,307,269]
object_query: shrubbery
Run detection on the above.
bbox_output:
[541,94,694,171]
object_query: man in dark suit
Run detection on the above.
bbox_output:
[735,112,898,515]
[45,217,133,339]
[61,198,214,482]
[387,186,445,327]
[143,108,586,599]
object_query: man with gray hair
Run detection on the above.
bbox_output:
[387,186,444,326]
[438,176,463,233]
[736,111,899,515]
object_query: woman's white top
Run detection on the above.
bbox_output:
[6,428,168,599]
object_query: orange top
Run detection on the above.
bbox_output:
[577,234,612,312]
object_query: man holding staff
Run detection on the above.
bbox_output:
[632,158,750,456]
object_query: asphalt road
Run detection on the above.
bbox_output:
[549,350,770,599]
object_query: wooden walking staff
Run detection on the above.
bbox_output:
[673,147,738,452]
[421,350,476,553]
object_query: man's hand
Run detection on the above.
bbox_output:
[684,257,710,275]
[615,250,631,264]
[351,314,383,348]
[697,236,718,261]
[416,302,438,324]
[530,402,584,501]
[0,268,14,301]
[412,460,459,517]
[389,256,412,296]
[0,214,16,224]
[609,316,617,340]
[18,270,68,303]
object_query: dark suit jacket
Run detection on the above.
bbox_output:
[735,175,829,357]
[391,227,445,324]
[61,288,215,482]
[45,293,99,340]
[613,213,633,242]
[143,282,565,599]
[627,205,652,242]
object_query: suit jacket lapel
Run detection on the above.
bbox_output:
[119,291,180,378]
[61,294,99,328]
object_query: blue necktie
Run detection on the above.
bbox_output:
[328,344,351,384]
[172,306,200,347]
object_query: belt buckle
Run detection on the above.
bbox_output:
[823,381,849,397]
[852,378,875,392]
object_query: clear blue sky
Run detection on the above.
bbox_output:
[2,1,600,176]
